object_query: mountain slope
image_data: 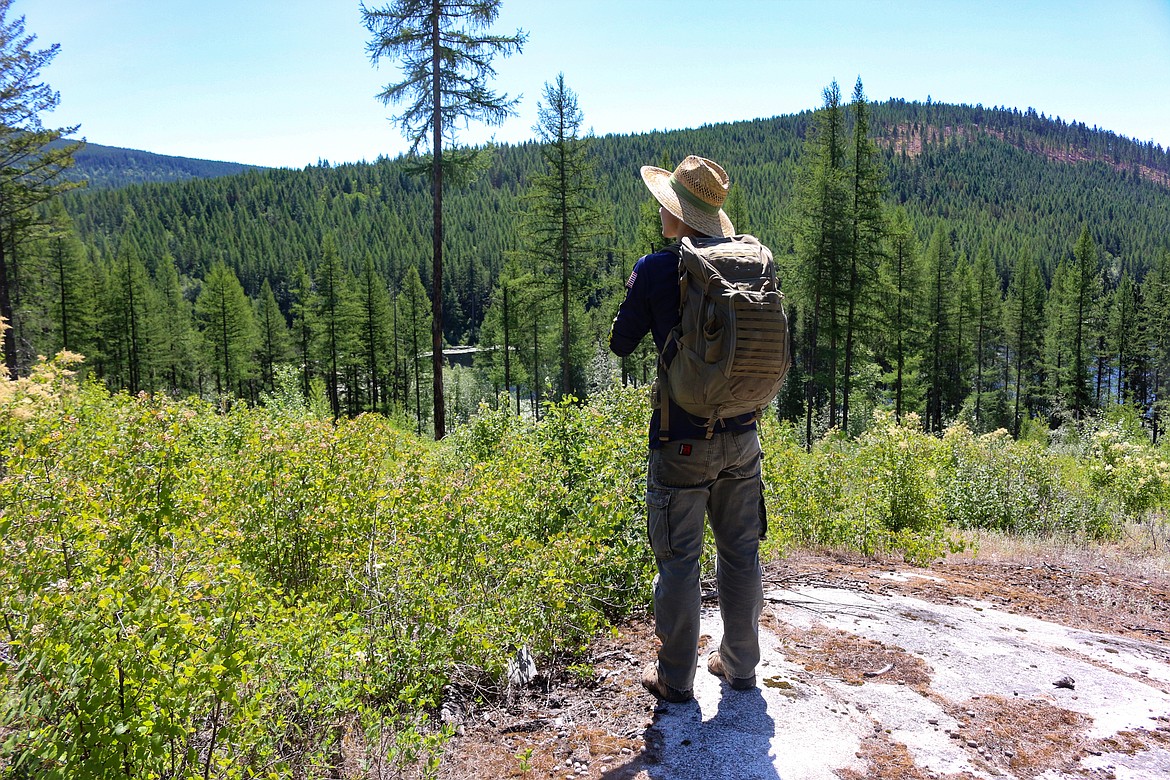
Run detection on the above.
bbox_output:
[60,140,261,189]
[59,100,1170,336]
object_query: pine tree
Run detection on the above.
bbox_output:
[970,243,1003,428]
[0,0,82,376]
[949,253,975,420]
[1005,248,1046,436]
[521,73,605,401]
[1106,272,1141,405]
[363,0,526,439]
[790,80,850,443]
[724,183,749,236]
[155,253,198,395]
[841,77,885,433]
[104,241,155,394]
[1042,261,1075,419]
[195,262,257,398]
[1142,251,1170,442]
[44,222,95,359]
[922,227,955,432]
[397,264,432,434]
[1069,226,1102,418]
[356,253,393,412]
[290,263,319,402]
[314,234,355,419]
[255,278,292,394]
[479,261,531,413]
[875,208,923,421]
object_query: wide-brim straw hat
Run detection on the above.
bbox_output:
[640,155,735,238]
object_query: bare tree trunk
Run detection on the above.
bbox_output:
[430,2,446,439]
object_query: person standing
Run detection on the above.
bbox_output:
[609,156,768,702]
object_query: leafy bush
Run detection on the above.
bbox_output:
[762,412,956,564]
[1086,425,1170,523]
[3,363,1167,778]
[941,425,1116,540]
[0,373,652,778]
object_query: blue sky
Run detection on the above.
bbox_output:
[19,0,1170,168]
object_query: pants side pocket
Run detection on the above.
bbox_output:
[647,488,674,560]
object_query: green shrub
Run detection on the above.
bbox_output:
[762,411,956,564]
[941,424,1117,540]
[5,361,1164,779]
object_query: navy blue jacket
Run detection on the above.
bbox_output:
[609,248,757,448]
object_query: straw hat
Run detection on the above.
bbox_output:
[640,155,735,238]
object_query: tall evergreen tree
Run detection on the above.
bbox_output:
[255,278,292,394]
[1142,251,1170,442]
[949,253,975,419]
[314,234,356,419]
[289,263,319,402]
[195,262,257,398]
[397,264,432,434]
[922,227,955,432]
[724,183,749,236]
[521,73,604,401]
[356,253,393,412]
[841,77,885,433]
[1069,226,1102,418]
[790,80,850,443]
[1106,272,1141,405]
[155,253,198,395]
[970,243,1003,428]
[1042,261,1075,419]
[103,241,155,394]
[875,208,923,420]
[363,0,526,439]
[1005,248,1046,436]
[0,0,82,377]
[43,222,95,358]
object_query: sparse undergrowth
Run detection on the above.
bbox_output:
[2,357,1168,778]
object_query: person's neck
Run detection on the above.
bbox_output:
[671,224,709,241]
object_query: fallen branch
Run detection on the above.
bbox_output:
[863,663,895,678]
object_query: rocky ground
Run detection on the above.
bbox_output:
[434,541,1170,780]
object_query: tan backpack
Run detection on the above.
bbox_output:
[657,235,791,439]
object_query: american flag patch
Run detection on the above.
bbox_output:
[626,270,638,288]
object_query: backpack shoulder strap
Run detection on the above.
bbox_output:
[654,244,686,442]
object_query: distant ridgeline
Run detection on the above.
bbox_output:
[30,98,1170,429]
[58,139,260,189]
[60,100,1170,294]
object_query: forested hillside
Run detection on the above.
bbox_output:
[60,140,260,189]
[13,97,1170,438]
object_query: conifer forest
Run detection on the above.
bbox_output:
[8,86,1170,441]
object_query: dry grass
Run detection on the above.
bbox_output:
[762,619,933,690]
[838,733,982,780]
[943,695,1091,778]
[955,527,1170,581]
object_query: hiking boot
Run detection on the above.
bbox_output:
[707,651,756,690]
[640,662,693,703]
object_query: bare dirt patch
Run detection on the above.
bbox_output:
[436,622,659,780]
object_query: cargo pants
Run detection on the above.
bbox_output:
[646,429,766,693]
